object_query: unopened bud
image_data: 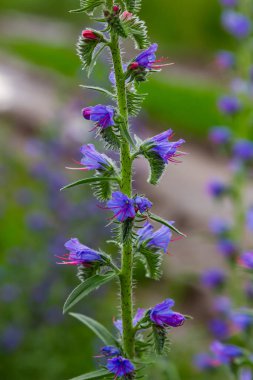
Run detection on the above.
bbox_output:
[129,62,139,70]
[82,29,99,41]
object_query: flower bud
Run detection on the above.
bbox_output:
[82,29,100,41]
[129,62,139,70]
[113,5,120,14]
[120,11,133,21]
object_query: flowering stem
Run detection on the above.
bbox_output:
[109,31,135,358]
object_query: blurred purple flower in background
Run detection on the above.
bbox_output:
[218,95,241,115]
[0,284,20,303]
[239,368,252,380]
[222,11,251,39]
[220,0,237,7]
[209,218,230,236]
[194,353,216,370]
[210,340,243,364]
[100,346,121,358]
[209,318,230,340]
[207,180,228,198]
[233,140,253,161]
[209,126,231,145]
[1,326,24,352]
[201,269,226,290]
[239,252,253,270]
[215,51,235,69]
[246,206,253,231]
[217,238,237,257]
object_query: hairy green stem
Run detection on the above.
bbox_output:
[109,31,135,358]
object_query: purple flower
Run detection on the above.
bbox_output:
[209,218,230,235]
[245,281,253,301]
[2,326,24,352]
[138,222,172,253]
[213,296,231,315]
[239,252,253,270]
[239,368,252,380]
[222,11,251,39]
[201,269,226,289]
[246,207,253,231]
[210,341,243,364]
[145,129,185,163]
[106,356,135,377]
[230,311,253,332]
[207,180,228,198]
[194,353,216,370]
[209,318,230,339]
[107,192,135,222]
[150,298,185,327]
[0,284,20,303]
[233,140,253,161]
[217,238,237,257]
[218,95,241,115]
[209,126,231,145]
[134,196,152,214]
[57,238,102,265]
[131,43,158,70]
[215,51,235,69]
[80,144,111,171]
[82,105,115,129]
[220,0,237,7]
[114,308,146,334]
[100,346,121,357]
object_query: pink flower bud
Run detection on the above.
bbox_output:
[113,5,120,13]
[121,11,133,21]
[82,30,99,41]
[129,62,139,70]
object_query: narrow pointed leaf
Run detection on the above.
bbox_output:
[64,273,117,313]
[149,213,186,237]
[80,85,115,99]
[118,122,135,147]
[60,177,118,191]
[68,369,111,380]
[70,313,118,346]
[88,44,107,77]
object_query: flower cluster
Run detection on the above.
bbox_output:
[58,1,189,379]
[196,0,253,377]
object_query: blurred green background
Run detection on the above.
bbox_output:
[0,0,238,379]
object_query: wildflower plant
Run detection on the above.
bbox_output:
[196,0,253,378]
[59,0,189,378]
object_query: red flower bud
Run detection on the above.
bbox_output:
[113,5,120,13]
[129,62,139,70]
[82,30,99,41]
[120,11,133,21]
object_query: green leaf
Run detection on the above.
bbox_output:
[149,213,186,238]
[91,170,118,201]
[126,89,147,117]
[99,127,121,150]
[87,44,107,77]
[138,245,163,280]
[118,121,135,147]
[151,325,170,355]
[124,0,142,13]
[68,369,111,380]
[70,0,104,14]
[60,176,118,191]
[64,273,117,313]
[122,16,149,49]
[80,85,115,99]
[76,36,98,70]
[70,313,118,346]
[144,151,166,185]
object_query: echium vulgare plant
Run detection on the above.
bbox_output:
[58,0,190,379]
[195,0,253,379]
